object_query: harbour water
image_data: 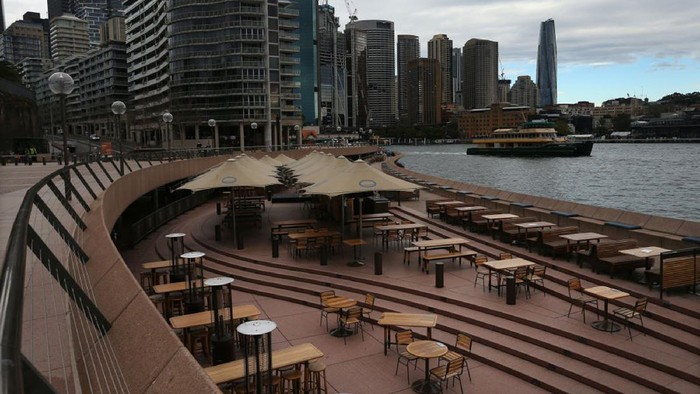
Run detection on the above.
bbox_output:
[392,143,700,222]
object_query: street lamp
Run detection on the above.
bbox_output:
[294,124,301,148]
[163,112,173,152]
[208,119,216,149]
[251,122,257,150]
[111,101,126,174]
[48,72,75,200]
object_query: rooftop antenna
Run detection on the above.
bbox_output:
[345,0,358,22]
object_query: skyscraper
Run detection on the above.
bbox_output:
[536,18,557,107]
[345,20,395,128]
[298,1,318,126]
[49,14,89,61]
[397,34,419,123]
[428,33,452,104]
[318,3,346,128]
[462,38,498,109]
[407,58,441,125]
[509,75,538,108]
[451,47,462,106]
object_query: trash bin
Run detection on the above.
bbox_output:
[505,275,516,305]
[435,263,444,288]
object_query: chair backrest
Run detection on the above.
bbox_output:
[474,255,488,267]
[445,357,465,378]
[417,227,428,238]
[395,330,414,346]
[319,290,335,304]
[532,265,546,277]
[345,306,362,320]
[513,266,528,279]
[634,298,648,314]
[499,252,513,260]
[364,293,375,309]
[455,332,472,353]
[567,278,583,297]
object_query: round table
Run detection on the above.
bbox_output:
[323,296,357,337]
[406,340,448,394]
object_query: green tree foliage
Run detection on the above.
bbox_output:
[0,61,22,83]
[612,113,631,131]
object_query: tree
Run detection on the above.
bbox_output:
[611,113,631,131]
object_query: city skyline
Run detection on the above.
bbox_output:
[3,0,700,106]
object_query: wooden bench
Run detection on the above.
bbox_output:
[465,209,502,233]
[426,199,451,218]
[591,239,647,278]
[537,226,579,257]
[645,253,699,299]
[421,250,477,274]
[496,217,537,244]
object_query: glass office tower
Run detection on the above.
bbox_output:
[536,18,557,107]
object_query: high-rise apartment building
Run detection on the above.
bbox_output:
[509,75,538,108]
[428,33,452,104]
[345,20,395,128]
[536,18,557,107]
[0,13,50,64]
[451,47,462,106]
[344,27,367,128]
[125,0,301,149]
[462,38,498,109]
[298,1,318,126]
[48,0,123,47]
[397,34,419,123]
[407,58,441,126]
[318,3,346,128]
[50,14,89,62]
[497,78,510,103]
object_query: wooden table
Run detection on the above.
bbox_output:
[482,213,519,238]
[584,286,630,332]
[374,223,427,251]
[141,259,171,290]
[406,340,448,394]
[153,280,203,318]
[377,312,438,355]
[619,246,670,270]
[455,205,487,217]
[205,342,324,385]
[270,219,317,238]
[482,258,536,294]
[514,221,556,239]
[169,304,261,330]
[348,213,394,234]
[324,296,358,337]
[412,238,470,272]
[560,232,608,254]
[287,230,339,242]
[343,238,367,267]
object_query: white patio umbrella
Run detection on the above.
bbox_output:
[274,153,296,165]
[303,160,421,265]
[259,155,283,167]
[177,158,281,248]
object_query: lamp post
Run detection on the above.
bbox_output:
[250,122,257,150]
[163,112,173,152]
[208,119,216,149]
[294,124,301,148]
[48,72,75,199]
[111,101,126,174]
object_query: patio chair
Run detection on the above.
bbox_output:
[338,306,364,345]
[415,226,429,241]
[613,297,647,340]
[567,278,599,323]
[361,293,375,330]
[394,330,418,384]
[499,252,512,260]
[500,266,529,298]
[430,356,466,394]
[473,255,493,291]
[439,332,473,381]
[319,290,338,330]
[527,265,547,296]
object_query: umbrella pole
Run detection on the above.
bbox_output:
[347,197,365,267]
[341,195,345,240]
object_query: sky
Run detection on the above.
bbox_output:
[4,0,700,106]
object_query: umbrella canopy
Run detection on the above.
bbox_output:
[233,154,277,175]
[274,154,296,165]
[177,158,281,192]
[296,156,352,185]
[302,159,421,197]
[285,150,325,170]
[294,153,337,177]
[259,155,283,167]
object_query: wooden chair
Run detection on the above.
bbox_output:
[394,330,418,384]
[499,252,512,260]
[439,332,472,381]
[291,238,308,258]
[567,278,599,323]
[527,265,547,296]
[319,290,338,330]
[338,306,364,345]
[429,356,466,394]
[613,297,647,340]
[361,293,375,330]
[473,255,493,291]
[415,226,429,241]
[328,234,342,254]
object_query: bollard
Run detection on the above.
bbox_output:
[374,252,383,275]
[42,157,46,165]
[272,236,279,258]
[216,202,221,215]
[435,262,444,288]
[506,276,516,305]
[214,225,221,241]
[236,230,244,250]
[319,244,327,265]
[15,157,19,165]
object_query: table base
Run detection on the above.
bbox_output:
[411,379,441,394]
[591,319,621,332]
[347,259,364,267]
[330,327,354,337]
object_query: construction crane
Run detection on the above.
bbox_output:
[345,0,358,22]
